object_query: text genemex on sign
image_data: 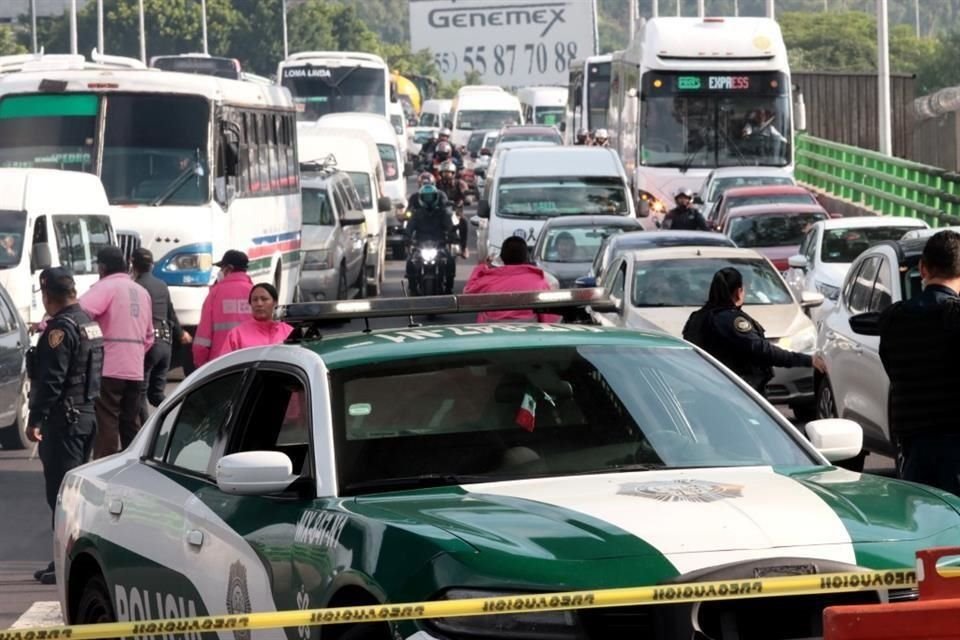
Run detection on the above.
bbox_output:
[427,3,568,38]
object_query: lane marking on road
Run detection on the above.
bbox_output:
[10,602,62,630]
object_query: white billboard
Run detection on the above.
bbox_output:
[409,0,598,87]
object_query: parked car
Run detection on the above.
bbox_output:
[699,167,795,218]
[592,246,823,419]
[0,280,29,449]
[585,230,738,285]
[815,237,926,470]
[532,215,642,288]
[296,164,369,302]
[784,216,929,319]
[721,203,829,271]
[709,184,820,231]
[497,124,564,146]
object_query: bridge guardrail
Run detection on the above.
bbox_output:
[795,133,960,226]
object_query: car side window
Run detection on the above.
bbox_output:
[228,370,313,482]
[0,293,14,334]
[847,256,880,314]
[801,229,817,262]
[340,178,363,212]
[332,186,349,222]
[870,258,894,311]
[158,372,245,476]
[610,263,626,301]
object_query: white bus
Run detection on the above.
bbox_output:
[450,87,522,148]
[277,51,395,122]
[0,52,302,345]
[517,86,568,127]
[565,53,611,143]
[607,17,793,217]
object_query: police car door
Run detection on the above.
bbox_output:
[185,364,324,640]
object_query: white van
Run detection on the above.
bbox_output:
[0,169,116,326]
[297,126,392,296]
[418,99,452,128]
[476,146,637,262]
[450,90,522,148]
[387,100,409,168]
[517,86,568,127]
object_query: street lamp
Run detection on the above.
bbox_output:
[877,0,892,155]
[201,0,209,54]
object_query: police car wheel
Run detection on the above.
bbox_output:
[76,574,116,624]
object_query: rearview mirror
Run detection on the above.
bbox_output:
[788,255,808,270]
[849,311,881,336]
[480,148,492,156]
[478,200,491,218]
[805,419,863,463]
[216,451,296,495]
[800,290,824,309]
[378,196,393,213]
[31,242,52,271]
[574,275,597,288]
[341,209,366,226]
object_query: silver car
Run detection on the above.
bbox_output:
[297,169,368,302]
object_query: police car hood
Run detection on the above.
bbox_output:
[628,303,807,340]
[360,467,960,573]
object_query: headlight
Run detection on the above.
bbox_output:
[428,589,578,639]
[779,325,817,353]
[162,252,212,272]
[420,247,438,262]
[638,190,665,213]
[815,281,840,301]
[302,249,332,270]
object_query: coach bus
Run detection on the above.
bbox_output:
[0,51,302,349]
[277,51,395,122]
[565,53,611,143]
[607,17,793,217]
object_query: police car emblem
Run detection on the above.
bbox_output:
[734,317,753,333]
[47,329,65,349]
[225,561,252,640]
[618,479,744,503]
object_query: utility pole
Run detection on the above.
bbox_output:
[914,0,920,37]
[201,0,209,54]
[138,0,146,64]
[282,0,289,59]
[734,0,739,17]
[652,0,658,18]
[629,0,637,39]
[676,0,681,17]
[877,0,892,155]
[697,0,704,17]
[765,0,775,19]
[97,0,104,54]
[30,0,37,53]
[69,0,77,54]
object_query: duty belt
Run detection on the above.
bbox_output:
[154,323,173,343]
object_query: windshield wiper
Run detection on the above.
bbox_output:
[679,145,705,174]
[346,473,501,492]
[151,149,204,207]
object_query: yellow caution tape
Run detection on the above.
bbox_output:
[0,568,928,640]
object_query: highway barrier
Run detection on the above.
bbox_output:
[0,568,924,640]
[796,133,960,227]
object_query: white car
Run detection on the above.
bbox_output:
[699,167,795,217]
[900,225,960,240]
[592,246,823,420]
[815,236,927,469]
[784,216,928,320]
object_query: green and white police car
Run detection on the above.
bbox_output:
[54,292,960,640]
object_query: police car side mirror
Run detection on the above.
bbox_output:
[848,311,881,337]
[377,196,393,213]
[478,200,491,219]
[216,451,298,496]
[31,242,52,271]
[804,419,863,463]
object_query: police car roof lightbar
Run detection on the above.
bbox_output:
[279,288,614,341]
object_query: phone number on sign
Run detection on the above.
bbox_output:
[434,42,579,77]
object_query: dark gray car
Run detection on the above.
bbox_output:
[0,282,29,449]
[532,215,643,288]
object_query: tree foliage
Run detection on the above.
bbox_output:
[0,25,27,56]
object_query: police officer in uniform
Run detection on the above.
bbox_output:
[662,188,709,231]
[132,248,190,424]
[26,267,103,585]
[683,267,824,393]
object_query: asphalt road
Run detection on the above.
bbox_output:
[0,207,895,628]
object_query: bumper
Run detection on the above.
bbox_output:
[766,365,815,405]
[298,269,338,302]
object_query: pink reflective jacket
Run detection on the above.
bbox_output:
[222,319,293,356]
[79,273,154,380]
[463,263,562,323]
[192,271,254,366]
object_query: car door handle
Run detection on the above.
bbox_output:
[108,499,123,516]
[825,331,837,341]
[186,530,204,548]
[851,343,863,354]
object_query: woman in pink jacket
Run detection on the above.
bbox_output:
[221,283,293,355]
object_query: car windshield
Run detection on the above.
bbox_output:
[534,107,565,126]
[419,112,439,127]
[722,193,816,216]
[633,257,793,307]
[821,226,921,263]
[333,345,813,494]
[377,144,399,181]
[413,130,435,144]
[346,172,373,209]
[729,212,827,248]
[0,211,27,269]
[467,132,487,155]
[497,177,628,217]
[500,133,562,145]
[302,187,335,225]
[52,215,113,275]
[456,110,521,131]
[538,225,630,263]
[707,176,794,202]
[389,115,403,135]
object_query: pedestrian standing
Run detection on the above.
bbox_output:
[878,230,960,493]
[26,267,103,585]
[220,284,293,356]
[192,250,253,366]
[132,248,191,423]
[80,246,154,459]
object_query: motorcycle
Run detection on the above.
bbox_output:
[407,239,455,296]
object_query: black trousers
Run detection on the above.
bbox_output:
[899,434,960,495]
[457,217,468,251]
[39,408,96,517]
[139,341,171,424]
[94,378,143,459]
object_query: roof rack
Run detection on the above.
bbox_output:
[90,49,148,70]
[280,288,613,342]
[299,154,338,175]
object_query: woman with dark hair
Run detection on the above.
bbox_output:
[221,283,293,356]
[683,267,825,392]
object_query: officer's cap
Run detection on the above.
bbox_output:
[39,267,76,296]
[214,249,249,271]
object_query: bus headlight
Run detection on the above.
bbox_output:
[163,252,212,272]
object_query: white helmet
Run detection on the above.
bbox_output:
[439,127,452,138]
[594,128,609,140]
[439,160,457,174]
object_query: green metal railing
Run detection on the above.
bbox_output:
[795,133,960,227]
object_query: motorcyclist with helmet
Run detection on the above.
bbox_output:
[407,171,437,210]
[405,183,456,294]
[592,129,610,147]
[662,188,709,231]
[422,127,463,170]
[575,128,592,145]
[437,160,470,259]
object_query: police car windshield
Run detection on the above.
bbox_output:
[632,257,793,307]
[729,212,827,248]
[497,177,629,218]
[332,344,813,495]
[0,211,26,268]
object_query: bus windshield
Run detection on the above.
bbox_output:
[456,110,520,131]
[534,106,565,125]
[640,72,791,169]
[282,66,387,121]
[0,93,211,206]
[587,61,610,129]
